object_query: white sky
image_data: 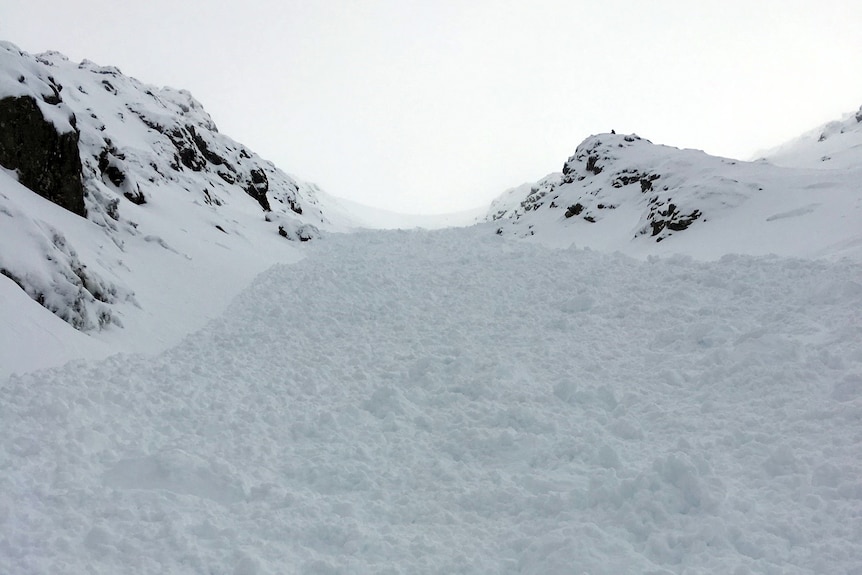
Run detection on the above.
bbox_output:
[4,1,862,214]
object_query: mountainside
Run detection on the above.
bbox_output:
[0,42,335,355]
[488,130,862,259]
[761,104,862,170]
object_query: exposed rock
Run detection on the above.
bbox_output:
[643,200,702,239]
[123,187,146,205]
[0,95,86,216]
[98,148,126,186]
[188,125,229,167]
[564,203,584,218]
[585,155,603,175]
[168,126,207,172]
[245,167,271,211]
[640,178,654,192]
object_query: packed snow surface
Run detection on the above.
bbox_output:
[3,225,861,574]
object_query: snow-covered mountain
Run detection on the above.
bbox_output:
[0,42,344,367]
[760,104,862,170]
[488,129,862,259]
[3,44,862,575]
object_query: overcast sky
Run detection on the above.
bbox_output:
[4,1,862,213]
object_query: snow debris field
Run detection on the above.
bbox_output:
[2,225,862,574]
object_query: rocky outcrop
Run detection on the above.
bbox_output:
[0,95,86,216]
[645,200,702,240]
[488,132,759,245]
[245,167,271,211]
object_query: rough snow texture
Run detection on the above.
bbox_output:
[0,41,331,332]
[488,131,862,259]
[2,227,862,574]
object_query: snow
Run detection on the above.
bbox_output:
[0,41,490,374]
[3,226,862,574]
[0,42,77,134]
[2,41,862,574]
[316,190,483,230]
[760,105,862,170]
[0,163,307,379]
[1,42,343,378]
[0,41,339,349]
[487,132,862,261]
[0,271,108,372]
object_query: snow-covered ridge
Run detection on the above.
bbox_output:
[760,104,862,170]
[0,41,332,336]
[488,130,862,259]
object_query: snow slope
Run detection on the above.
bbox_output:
[487,132,862,260]
[762,104,862,170]
[3,225,861,574]
[0,164,308,378]
[0,42,349,377]
[0,42,495,379]
[0,41,332,358]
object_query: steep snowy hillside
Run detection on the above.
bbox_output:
[489,132,862,259]
[762,104,862,170]
[0,42,338,373]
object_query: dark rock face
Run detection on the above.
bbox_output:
[123,189,147,205]
[564,203,584,218]
[98,147,126,186]
[585,155,603,175]
[167,126,207,172]
[245,167,272,211]
[130,112,279,213]
[644,199,702,240]
[0,95,86,216]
